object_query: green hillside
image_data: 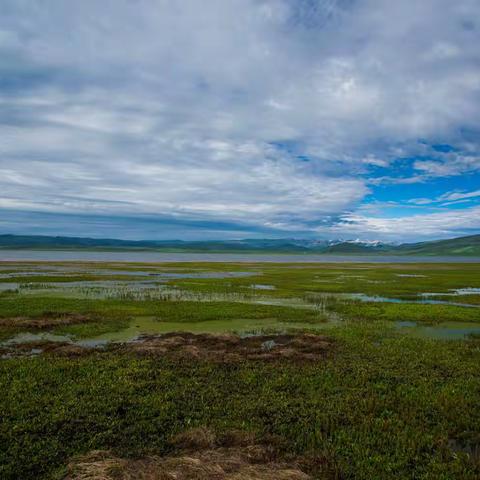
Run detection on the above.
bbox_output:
[394,235,480,256]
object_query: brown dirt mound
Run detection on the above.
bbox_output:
[1,341,93,358]
[1,332,333,361]
[124,332,333,362]
[64,428,312,480]
[0,312,91,329]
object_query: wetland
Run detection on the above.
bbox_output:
[1,260,480,479]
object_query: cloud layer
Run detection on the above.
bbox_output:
[0,0,479,240]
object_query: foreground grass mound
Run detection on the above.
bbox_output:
[64,427,314,480]
[1,325,480,480]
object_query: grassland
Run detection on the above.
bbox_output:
[1,261,480,479]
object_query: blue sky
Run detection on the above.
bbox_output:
[0,0,479,242]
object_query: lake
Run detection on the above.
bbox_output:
[0,249,478,263]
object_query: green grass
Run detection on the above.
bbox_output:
[436,294,480,305]
[327,301,480,324]
[0,294,324,340]
[1,261,480,479]
[0,274,149,283]
[164,262,480,300]
[1,323,479,479]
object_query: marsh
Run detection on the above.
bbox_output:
[1,260,480,479]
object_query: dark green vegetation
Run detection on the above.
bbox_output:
[329,300,480,323]
[0,295,322,341]
[1,261,480,479]
[1,233,480,255]
[2,325,480,479]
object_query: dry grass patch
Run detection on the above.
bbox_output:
[124,332,333,362]
[64,428,313,480]
[0,313,91,329]
[1,341,93,358]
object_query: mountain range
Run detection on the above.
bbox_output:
[0,234,479,256]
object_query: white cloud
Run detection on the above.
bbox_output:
[439,189,480,202]
[414,154,480,177]
[362,155,388,168]
[407,198,434,206]
[0,0,479,239]
[327,205,480,241]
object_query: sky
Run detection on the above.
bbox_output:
[0,0,479,242]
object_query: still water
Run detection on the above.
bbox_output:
[4,316,331,348]
[0,250,478,263]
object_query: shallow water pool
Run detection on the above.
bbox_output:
[3,315,330,348]
[395,320,480,340]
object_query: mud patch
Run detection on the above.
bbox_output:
[124,332,333,362]
[64,428,314,479]
[1,341,93,358]
[0,312,92,329]
[1,332,334,361]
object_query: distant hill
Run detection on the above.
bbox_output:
[392,234,480,256]
[322,235,480,256]
[0,235,317,253]
[0,233,479,256]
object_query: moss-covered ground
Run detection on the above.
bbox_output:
[1,261,479,479]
